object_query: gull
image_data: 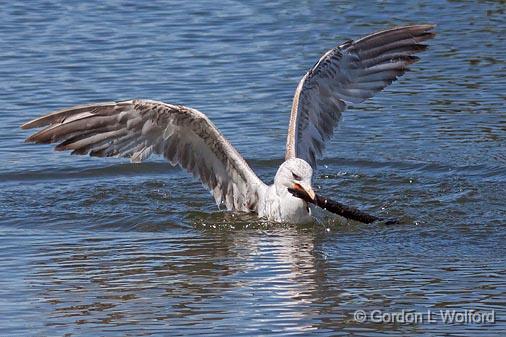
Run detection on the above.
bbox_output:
[21,24,435,224]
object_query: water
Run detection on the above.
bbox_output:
[1,0,505,335]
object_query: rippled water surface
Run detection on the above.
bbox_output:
[1,1,505,335]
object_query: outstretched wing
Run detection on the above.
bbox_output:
[22,99,265,212]
[285,24,435,168]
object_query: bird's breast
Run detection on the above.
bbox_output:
[258,185,313,224]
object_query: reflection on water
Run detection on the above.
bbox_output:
[0,0,505,336]
[3,226,502,336]
[29,230,321,334]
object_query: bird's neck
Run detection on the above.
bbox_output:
[274,183,291,198]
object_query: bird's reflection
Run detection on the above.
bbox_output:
[31,224,348,333]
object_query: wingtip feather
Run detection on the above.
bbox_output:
[21,119,39,130]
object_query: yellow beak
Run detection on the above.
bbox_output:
[292,181,316,201]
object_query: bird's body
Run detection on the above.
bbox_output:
[258,186,313,224]
[21,25,435,223]
[257,159,315,224]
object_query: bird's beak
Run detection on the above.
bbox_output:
[292,181,316,201]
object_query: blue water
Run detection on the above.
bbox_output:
[1,1,505,336]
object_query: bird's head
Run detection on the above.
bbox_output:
[274,158,315,201]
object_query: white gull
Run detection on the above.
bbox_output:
[21,25,435,224]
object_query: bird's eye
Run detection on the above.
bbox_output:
[292,172,301,180]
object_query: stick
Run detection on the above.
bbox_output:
[288,188,398,225]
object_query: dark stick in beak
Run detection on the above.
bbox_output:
[288,188,398,225]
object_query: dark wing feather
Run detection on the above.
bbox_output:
[285,24,435,168]
[22,99,265,211]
